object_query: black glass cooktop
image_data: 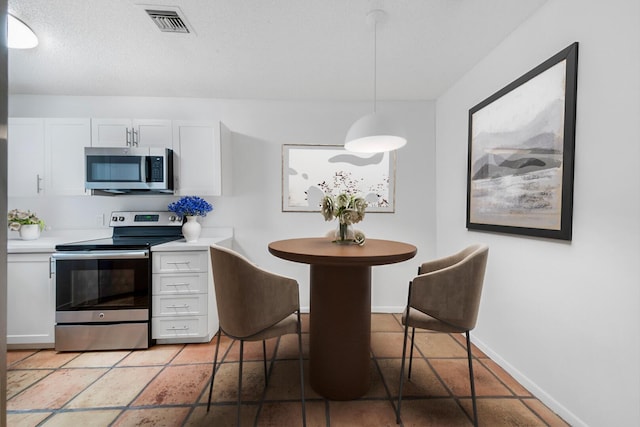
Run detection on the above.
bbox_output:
[55,236,182,251]
[55,226,183,251]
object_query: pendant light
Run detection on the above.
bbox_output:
[8,14,39,49]
[345,9,406,153]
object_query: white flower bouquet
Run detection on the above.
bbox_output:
[7,209,45,231]
[321,193,367,244]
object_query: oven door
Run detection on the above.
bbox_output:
[52,250,150,320]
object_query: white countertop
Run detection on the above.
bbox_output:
[7,227,233,254]
[152,236,233,251]
[7,229,111,253]
[152,228,233,251]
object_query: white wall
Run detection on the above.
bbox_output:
[8,96,437,312]
[435,0,640,426]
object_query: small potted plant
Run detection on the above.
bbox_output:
[8,209,46,240]
[167,196,213,242]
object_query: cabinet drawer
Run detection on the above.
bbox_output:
[152,295,207,316]
[152,251,208,273]
[152,316,207,339]
[153,273,207,295]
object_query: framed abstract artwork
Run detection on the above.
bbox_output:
[466,42,578,240]
[282,144,396,212]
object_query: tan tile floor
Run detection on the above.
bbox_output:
[6,314,569,426]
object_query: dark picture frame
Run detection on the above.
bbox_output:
[466,42,578,240]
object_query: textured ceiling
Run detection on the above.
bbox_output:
[8,0,547,100]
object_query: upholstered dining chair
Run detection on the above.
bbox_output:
[396,244,489,427]
[207,245,306,426]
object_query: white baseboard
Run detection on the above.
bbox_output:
[470,333,586,427]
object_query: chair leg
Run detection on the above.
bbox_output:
[397,319,411,424]
[407,327,416,379]
[262,340,268,387]
[236,340,244,427]
[466,331,478,427]
[297,311,307,426]
[207,329,222,412]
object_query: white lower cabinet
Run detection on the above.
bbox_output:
[151,250,216,343]
[7,253,55,347]
[151,317,209,340]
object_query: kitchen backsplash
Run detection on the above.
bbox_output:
[7,195,221,231]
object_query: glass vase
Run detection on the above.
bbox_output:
[334,222,354,244]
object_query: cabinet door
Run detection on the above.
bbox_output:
[152,251,208,273]
[92,118,172,148]
[7,253,55,346]
[134,119,173,148]
[45,118,91,196]
[8,118,45,197]
[91,118,132,147]
[173,121,222,196]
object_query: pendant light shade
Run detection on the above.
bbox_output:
[8,14,39,49]
[345,9,406,154]
[344,112,407,153]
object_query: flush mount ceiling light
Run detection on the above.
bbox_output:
[8,13,39,49]
[345,9,406,154]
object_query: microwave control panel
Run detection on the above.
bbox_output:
[148,156,164,182]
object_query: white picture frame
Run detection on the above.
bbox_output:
[282,144,396,213]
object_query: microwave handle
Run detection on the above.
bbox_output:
[144,156,151,182]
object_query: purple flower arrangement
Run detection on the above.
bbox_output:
[167,196,213,217]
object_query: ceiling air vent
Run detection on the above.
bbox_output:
[145,9,190,33]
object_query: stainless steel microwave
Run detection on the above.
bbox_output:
[85,147,174,194]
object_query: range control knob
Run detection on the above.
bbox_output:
[111,216,118,222]
[118,216,125,221]
[169,215,177,222]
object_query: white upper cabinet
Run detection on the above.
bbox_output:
[173,121,224,196]
[45,118,91,196]
[8,118,45,197]
[9,117,231,198]
[8,118,90,197]
[91,118,173,148]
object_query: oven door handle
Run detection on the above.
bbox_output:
[52,250,150,260]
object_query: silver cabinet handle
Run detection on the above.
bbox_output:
[166,283,190,287]
[166,326,189,331]
[126,128,132,146]
[36,174,43,194]
[166,304,190,309]
[132,129,139,146]
[166,261,192,270]
[49,257,54,278]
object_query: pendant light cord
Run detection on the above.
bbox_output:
[373,17,377,113]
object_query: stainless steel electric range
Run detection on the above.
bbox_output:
[52,211,183,352]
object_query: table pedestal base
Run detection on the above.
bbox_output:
[309,264,371,400]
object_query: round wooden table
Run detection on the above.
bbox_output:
[268,237,417,400]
